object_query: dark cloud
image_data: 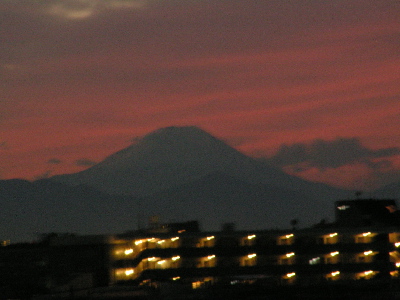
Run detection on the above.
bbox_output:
[75,159,97,167]
[47,158,62,164]
[267,137,400,171]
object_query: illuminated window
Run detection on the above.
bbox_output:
[124,248,134,255]
[197,236,215,247]
[356,270,378,280]
[169,237,180,248]
[144,257,161,269]
[389,233,400,247]
[389,251,400,267]
[278,253,295,265]
[192,281,202,289]
[114,268,136,281]
[0,240,10,247]
[309,257,321,265]
[192,277,214,289]
[198,255,216,268]
[277,234,294,245]
[320,233,339,244]
[337,205,350,210]
[170,256,181,268]
[282,272,296,284]
[355,232,376,244]
[324,251,340,264]
[356,251,377,263]
[391,271,399,278]
[240,253,257,266]
[325,271,340,281]
[241,234,256,246]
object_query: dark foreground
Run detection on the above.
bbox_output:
[31,281,400,300]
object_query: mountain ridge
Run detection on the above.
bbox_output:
[4,126,398,243]
[50,126,349,197]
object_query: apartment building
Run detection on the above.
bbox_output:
[110,227,400,288]
[2,199,400,298]
[107,199,400,289]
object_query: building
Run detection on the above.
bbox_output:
[3,199,400,298]
[108,199,400,290]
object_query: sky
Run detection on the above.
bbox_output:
[1,0,400,191]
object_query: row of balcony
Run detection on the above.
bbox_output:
[113,231,400,257]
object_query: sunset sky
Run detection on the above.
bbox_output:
[1,0,400,191]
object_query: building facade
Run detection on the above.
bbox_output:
[110,226,400,288]
[2,199,400,298]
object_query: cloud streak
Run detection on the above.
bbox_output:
[267,138,400,171]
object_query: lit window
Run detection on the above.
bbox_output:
[331,271,340,277]
[286,272,296,278]
[324,252,340,264]
[278,234,294,245]
[281,272,296,284]
[197,236,216,247]
[355,232,376,244]
[241,234,256,246]
[124,248,133,255]
[391,271,399,277]
[279,253,295,265]
[356,270,378,280]
[357,251,377,263]
[192,281,202,289]
[320,233,339,244]
[325,271,340,281]
[337,205,350,210]
[125,269,134,276]
[309,257,321,265]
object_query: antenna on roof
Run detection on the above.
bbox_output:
[355,191,363,199]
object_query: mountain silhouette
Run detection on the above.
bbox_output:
[47,126,354,231]
[51,126,348,197]
[0,179,139,243]
[2,126,363,243]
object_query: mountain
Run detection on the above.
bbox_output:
[0,179,139,243]
[139,172,332,231]
[2,126,359,243]
[48,126,354,230]
[51,126,349,197]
